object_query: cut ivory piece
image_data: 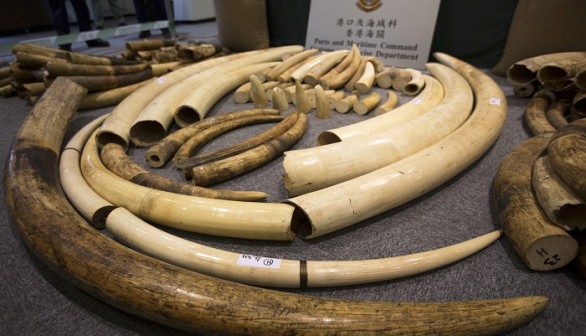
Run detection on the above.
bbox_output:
[289,49,348,84]
[286,53,506,239]
[81,133,296,241]
[96,45,303,150]
[174,62,281,128]
[4,76,549,336]
[318,75,444,145]
[283,62,473,196]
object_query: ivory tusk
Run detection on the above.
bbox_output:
[145,108,280,168]
[375,66,400,89]
[524,89,557,136]
[51,67,153,92]
[125,39,175,52]
[189,112,307,186]
[101,142,268,202]
[285,53,505,238]
[532,156,586,231]
[314,85,331,119]
[507,52,586,86]
[264,48,319,81]
[343,57,367,92]
[374,90,399,116]
[300,50,350,86]
[283,62,473,196]
[108,207,502,287]
[174,62,281,128]
[576,68,586,91]
[319,44,362,90]
[545,99,571,129]
[12,42,68,59]
[150,61,183,76]
[353,91,381,115]
[78,78,154,111]
[573,91,586,117]
[181,111,299,167]
[319,75,444,144]
[493,134,578,271]
[320,47,356,82]
[536,59,586,91]
[354,60,376,94]
[81,132,296,241]
[271,87,289,112]
[403,69,425,95]
[96,46,302,150]
[4,76,549,335]
[60,114,114,228]
[391,68,413,91]
[548,118,586,201]
[234,81,252,103]
[44,61,150,77]
[67,51,143,66]
[173,114,285,169]
[328,90,346,109]
[335,92,358,113]
[294,80,312,114]
[276,55,317,83]
[250,74,269,108]
[15,51,67,68]
[513,82,539,98]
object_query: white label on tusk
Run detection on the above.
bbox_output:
[489,97,501,105]
[410,97,423,105]
[237,254,282,269]
[156,77,167,84]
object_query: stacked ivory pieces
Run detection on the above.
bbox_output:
[232,46,425,117]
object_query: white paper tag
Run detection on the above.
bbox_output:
[155,76,167,84]
[237,254,282,269]
[410,97,423,104]
[489,97,501,105]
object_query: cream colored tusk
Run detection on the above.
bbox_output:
[96,46,302,150]
[353,91,381,115]
[233,81,252,103]
[344,57,366,92]
[391,68,413,91]
[107,208,502,287]
[375,66,400,88]
[81,133,296,241]
[264,48,319,81]
[335,92,358,113]
[78,78,153,111]
[374,90,399,116]
[286,53,506,239]
[283,82,310,103]
[321,47,356,82]
[283,62,473,196]
[290,50,348,84]
[294,80,313,113]
[314,85,331,119]
[302,50,350,86]
[318,75,444,145]
[250,74,269,108]
[271,87,289,112]
[403,69,425,95]
[319,45,362,90]
[328,90,346,109]
[174,62,280,128]
[60,114,114,228]
[355,61,376,94]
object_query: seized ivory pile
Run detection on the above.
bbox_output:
[3,45,556,334]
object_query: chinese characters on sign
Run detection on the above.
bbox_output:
[305,0,440,69]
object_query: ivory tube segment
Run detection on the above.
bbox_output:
[174,62,281,127]
[60,114,114,228]
[4,75,549,336]
[319,75,444,144]
[108,208,501,287]
[81,134,295,241]
[284,62,473,196]
[286,53,506,238]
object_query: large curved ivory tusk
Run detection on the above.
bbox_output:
[290,50,348,84]
[283,62,473,196]
[318,75,444,145]
[507,52,586,86]
[60,114,114,228]
[174,62,282,127]
[493,134,578,271]
[78,78,153,111]
[548,118,586,201]
[44,61,150,77]
[344,57,367,92]
[81,133,295,241]
[524,90,557,135]
[286,53,506,239]
[4,76,549,336]
[96,46,302,150]
[545,99,571,129]
[319,45,362,90]
[49,68,153,92]
[109,207,502,287]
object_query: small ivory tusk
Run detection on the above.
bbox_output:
[374,90,399,116]
[250,74,269,108]
[355,61,376,94]
[294,80,312,113]
[335,93,358,113]
[272,87,289,112]
[314,85,331,119]
[353,91,381,115]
